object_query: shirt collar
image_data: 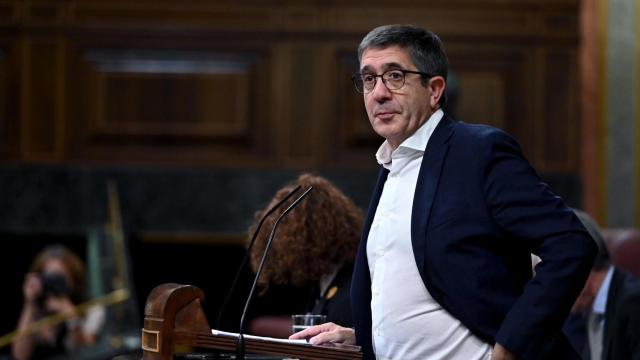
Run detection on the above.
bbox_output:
[592,266,614,315]
[375,109,444,167]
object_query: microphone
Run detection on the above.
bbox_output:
[236,186,314,360]
[215,185,302,330]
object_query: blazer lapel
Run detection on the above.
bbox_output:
[411,116,455,283]
[361,166,389,247]
[352,166,388,360]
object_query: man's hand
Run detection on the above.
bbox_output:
[492,343,519,360]
[288,322,355,346]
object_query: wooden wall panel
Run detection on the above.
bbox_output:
[0,1,15,24]
[87,51,255,138]
[0,39,20,160]
[448,45,534,157]
[542,48,578,172]
[65,43,273,166]
[333,49,378,166]
[24,38,63,160]
[287,44,317,162]
[65,1,578,40]
[0,0,582,174]
[0,47,10,157]
[456,72,507,129]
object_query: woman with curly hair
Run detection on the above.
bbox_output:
[247,173,363,338]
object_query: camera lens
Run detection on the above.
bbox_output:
[40,273,70,297]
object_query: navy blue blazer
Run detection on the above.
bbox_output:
[351,115,597,360]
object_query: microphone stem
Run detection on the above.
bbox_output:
[236,186,313,360]
[236,333,245,360]
[216,185,302,330]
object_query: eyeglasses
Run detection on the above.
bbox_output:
[351,69,433,94]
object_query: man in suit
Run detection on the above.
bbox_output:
[290,24,597,360]
[569,211,640,360]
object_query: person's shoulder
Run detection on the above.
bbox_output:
[448,116,509,138]
[448,118,518,147]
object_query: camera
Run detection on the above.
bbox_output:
[36,272,71,307]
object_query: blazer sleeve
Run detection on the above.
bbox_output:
[480,129,597,359]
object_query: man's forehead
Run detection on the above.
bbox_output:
[360,46,413,71]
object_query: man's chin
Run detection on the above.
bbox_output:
[373,121,397,135]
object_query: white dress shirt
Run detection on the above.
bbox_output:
[588,266,614,360]
[367,109,492,360]
[592,266,613,316]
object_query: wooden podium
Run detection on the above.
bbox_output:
[141,283,362,360]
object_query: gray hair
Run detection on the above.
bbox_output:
[357,24,449,105]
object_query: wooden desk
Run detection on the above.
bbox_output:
[141,283,362,360]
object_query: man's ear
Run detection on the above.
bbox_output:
[428,76,446,109]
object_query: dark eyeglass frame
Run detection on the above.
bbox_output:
[351,69,433,94]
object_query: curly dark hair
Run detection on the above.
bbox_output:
[249,174,363,287]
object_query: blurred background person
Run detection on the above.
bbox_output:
[12,244,105,360]
[246,173,363,338]
[568,210,640,360]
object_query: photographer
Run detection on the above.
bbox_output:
[12,245,105,360]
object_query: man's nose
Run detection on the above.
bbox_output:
[370,78,392,102]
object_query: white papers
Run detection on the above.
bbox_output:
[211,329,310,346]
